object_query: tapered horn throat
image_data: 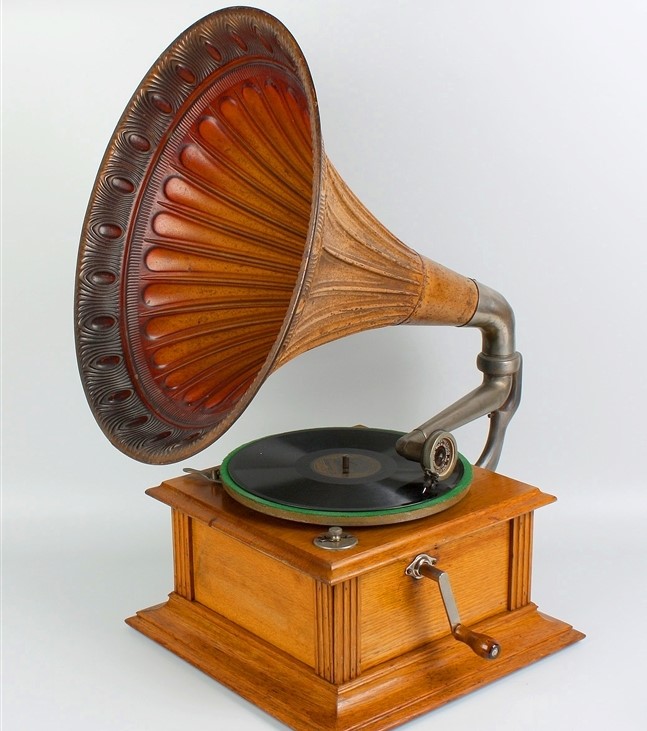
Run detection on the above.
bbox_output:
[75,8,478,464]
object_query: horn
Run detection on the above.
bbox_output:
[75,7,521,472]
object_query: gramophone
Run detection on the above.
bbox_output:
[75,7,583,729]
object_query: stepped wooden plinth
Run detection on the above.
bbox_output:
[127,467,584,730]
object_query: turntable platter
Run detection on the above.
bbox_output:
[220,427,472,525]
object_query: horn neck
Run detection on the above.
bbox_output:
[274,159,478,369]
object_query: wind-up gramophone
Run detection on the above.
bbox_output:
[75,8,583,730]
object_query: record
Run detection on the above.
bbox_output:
[220,427,472,525]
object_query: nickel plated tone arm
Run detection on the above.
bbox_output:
[397,281,523,475]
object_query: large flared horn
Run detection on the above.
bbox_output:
[74,7,521,469]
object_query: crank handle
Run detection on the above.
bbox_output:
[405,553,501,660]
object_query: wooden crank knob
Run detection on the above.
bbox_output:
[452,624,501,660]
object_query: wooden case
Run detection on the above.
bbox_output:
[127,466,583,730]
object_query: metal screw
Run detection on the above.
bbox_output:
[313,526,358,550]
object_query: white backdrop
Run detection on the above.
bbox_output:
[3,1,646,729]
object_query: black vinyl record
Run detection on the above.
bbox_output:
[221,427,468,514]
